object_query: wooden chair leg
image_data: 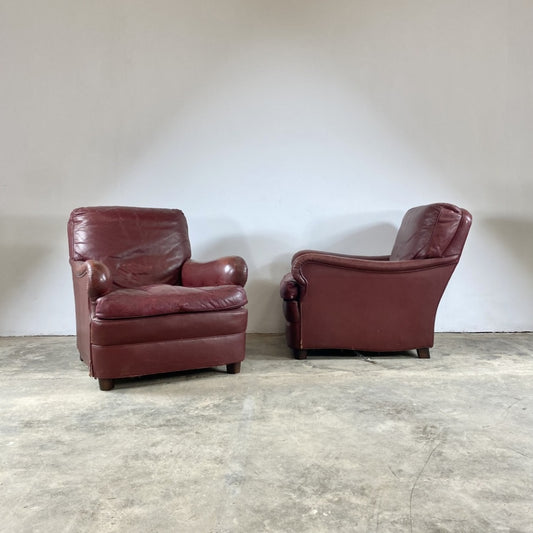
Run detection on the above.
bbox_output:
[98,378,114,391]
[294,349,308,360]
[227,362,241,374]
[417,348,430,359]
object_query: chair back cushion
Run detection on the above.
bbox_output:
[390,203,471,261]
[68,206,191,288]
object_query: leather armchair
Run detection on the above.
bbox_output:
[68,206,248,390]
[280,203,472,359]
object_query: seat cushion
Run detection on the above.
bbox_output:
[95,284,247,319]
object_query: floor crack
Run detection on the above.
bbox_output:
[409,437,443,533]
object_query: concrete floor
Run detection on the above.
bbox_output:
[1,333,532,533]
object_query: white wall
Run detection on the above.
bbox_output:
[1,0,532,335]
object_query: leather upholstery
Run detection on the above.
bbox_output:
[390,203,467,260]
[95,284,247,319]
[69,206,191,288]
[68,206,248,389]
[280,203,472,357]
[182,257,248,287]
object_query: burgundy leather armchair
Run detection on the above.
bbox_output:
[280,203,472,359]
[68,206,248,390]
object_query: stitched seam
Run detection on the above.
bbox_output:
[91,332,244,348]
[302,258,456,274]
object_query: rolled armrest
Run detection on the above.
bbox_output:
[291,249,458,287]
[280,273,300,300]
[71,260,113,299]
[182,257,248,287]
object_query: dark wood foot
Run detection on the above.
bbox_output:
[417,348,430,359]
[294,349,308,360]
[98,378,114,391]
[227,362,241,374]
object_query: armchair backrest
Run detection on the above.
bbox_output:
[68,206,191,288]
[390,203,472,261]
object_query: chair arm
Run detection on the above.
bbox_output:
[291,250,458,287]
[280,273,300,300]
[181,257,248,287]
[71,260,113,299]
[292,249,391,263]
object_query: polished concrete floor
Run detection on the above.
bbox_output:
[1,333,532,533]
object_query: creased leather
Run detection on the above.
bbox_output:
[390,203,471,260]
[95,284,247,319]
[68,206,191,288]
